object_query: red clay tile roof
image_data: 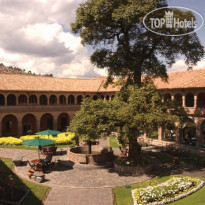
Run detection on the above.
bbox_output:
[0,69,204,92]
[0,74,104,92]
[154,69,205,90]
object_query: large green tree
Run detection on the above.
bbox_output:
[68,98,110,154]
[72,0,204,87]
[68,85,187,161]
[105,84,187,161]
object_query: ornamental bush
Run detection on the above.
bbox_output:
[20,132,75,145]
[0,137,22,145]
[132,176,203,205]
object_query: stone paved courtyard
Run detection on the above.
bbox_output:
[1,138,205,204]
[0,138,151,205]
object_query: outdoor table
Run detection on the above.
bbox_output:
[31,159,43,171]
[31,159,41,164]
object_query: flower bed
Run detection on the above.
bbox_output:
[20,132,75,144]
[132,176,204,205]
[0,132,75,146]
[0,137,22,145]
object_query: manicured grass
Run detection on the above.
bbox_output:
[149,151,173,163]
[0,158,50,205]
[109,135,120,148]
[0,145,38,150]
[169,179,205,205]
[114,176,205,205]
[114,176,170,205]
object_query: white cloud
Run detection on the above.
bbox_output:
[21,23,62,43]
[168,59,205,72]
[193,59,205,70]
[0,0,108,78]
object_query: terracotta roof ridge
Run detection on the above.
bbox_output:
[167,68,205,74]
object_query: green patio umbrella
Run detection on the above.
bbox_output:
[35,129,61,136]
[22,138,55,159]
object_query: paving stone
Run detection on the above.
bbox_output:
[0,139,143,205]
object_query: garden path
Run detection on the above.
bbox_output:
[2,141,205,205]
[0,138,150,205]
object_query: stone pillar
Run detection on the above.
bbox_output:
[37,94,40,105]
[182,95,185,107]
[0,118,2,137]
[56,95,59,105]
[17,120,22,137]
[158,127,163,141]
[53,114,58,130]
[16,94,19,105]
[194,94,197,108]
[4,94,7,106]
[36,118,41,132]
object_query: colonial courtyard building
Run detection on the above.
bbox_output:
[0,69,205,148]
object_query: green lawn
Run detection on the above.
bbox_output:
[114,176,205,205]
[0,145,38,150]
[149,151,173,163]
[109,135,120,148]
[0,158,50,205]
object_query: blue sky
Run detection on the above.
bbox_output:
[169,0,205,45]
[0,0,204,78]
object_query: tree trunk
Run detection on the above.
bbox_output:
[134,69,142,87]
[87,141,92,154]
[128,137,141,161]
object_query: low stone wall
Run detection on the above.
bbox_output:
[145,138,205,156]
[67,146,114,164]
[114,162,153,176]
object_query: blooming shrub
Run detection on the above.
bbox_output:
[0,137,22,145]
[20,135,53,141]
[132,176,203,205]
[20,132,75,145]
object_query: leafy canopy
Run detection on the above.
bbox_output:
[68,98,110,141]
[72,0,204,87]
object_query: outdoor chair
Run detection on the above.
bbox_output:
[27,160,43,172]
[42,146,57,155]
[41,154,55,172]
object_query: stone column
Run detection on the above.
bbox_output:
[17,119,23,137]
[182,95,185,107]
[36,94,40,105]
[16,94,19,105]
[0,118,2,137]
[36,118,41,132]
[52,114,58,130]
[56,95,59,105]
[4,94,7,106]
[194,94,197,108]
[158,126,163,141]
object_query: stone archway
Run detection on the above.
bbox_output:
[0,94,5,106]
[2,114,18,136]
[7,94,16,106]
[57,113,69,132]
[180,118,196,146]
[40,113,53,130]
[22,114,37,135]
